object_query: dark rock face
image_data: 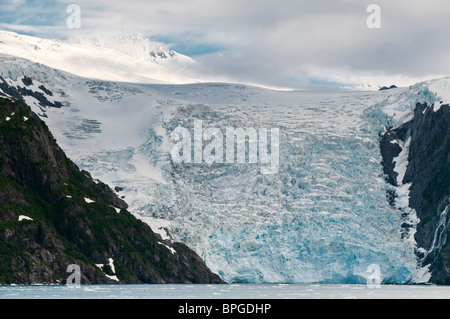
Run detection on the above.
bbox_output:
[379,85,398,91]
[380,102,450,284]
[405,103,450,283]
[0,76,62,109]
[0,97,225,285]
[380,121,411,186]
[81,170,128,209]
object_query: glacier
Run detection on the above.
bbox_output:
[2,53,449,284]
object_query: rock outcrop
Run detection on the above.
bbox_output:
[380,102,450,284]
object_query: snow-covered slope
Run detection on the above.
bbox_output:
[0,31,200,84]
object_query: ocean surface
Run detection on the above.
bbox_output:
[1,284,450,299]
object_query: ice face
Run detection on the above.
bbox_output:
[130,86,421,284]
[74,84,424,284]
[2,58,441,284]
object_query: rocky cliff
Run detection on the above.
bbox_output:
[0,97,224,285]
[381,102,450,284]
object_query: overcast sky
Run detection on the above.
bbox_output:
[1,0,450,89]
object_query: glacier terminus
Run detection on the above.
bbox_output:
[0,31,448,285]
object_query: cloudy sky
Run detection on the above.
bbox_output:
[1,0,450,89]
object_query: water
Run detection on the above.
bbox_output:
[1,284,450,299]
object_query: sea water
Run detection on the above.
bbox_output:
[1,284,450,299]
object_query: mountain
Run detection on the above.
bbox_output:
[0,96,224,284]
[0,31,200,85]
[380,94,450,283]
[0,32,449,284]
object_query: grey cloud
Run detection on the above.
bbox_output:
[9,0,450,88]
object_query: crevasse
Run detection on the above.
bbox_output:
[127,86,423,284]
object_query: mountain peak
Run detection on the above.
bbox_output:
[0,31,199,85]
[67,31,178,62]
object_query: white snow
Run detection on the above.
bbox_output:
[137,216,172,241]
[395,183,412,209]
[392,137,411,186]
[5,117,10,121]
[428,78,450,111]
[23,116,28,121]
[18,215,33,221]
[0,31,201,86]
[110,206,121,213]
[414,264,432,284]
[84,197,95,203]
[95,258,119,282]
[380,79,444,126]
[158,242,177,254]
[21,95,41,109]
[107,258,116,274]
[0,31,291,91]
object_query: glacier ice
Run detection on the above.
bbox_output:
[2,57,447,284]
[131,86,421,284]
